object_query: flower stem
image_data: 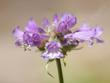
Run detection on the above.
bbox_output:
[56,59,64,83]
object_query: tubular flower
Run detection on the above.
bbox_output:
[64,24,103,45]
[12,19,49,49]
[53,13,77,33]
[42,41,63,60]
[12,26,24,46]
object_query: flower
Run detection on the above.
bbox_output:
[25,18,45,34]
[64,24,103,45]
[54,13,77,33]
[12,26,24,46]
[60,13,77,28]
[12,13,103,60]
[42,41,64,60]
[25,18,38,33]
[12,18,49,49]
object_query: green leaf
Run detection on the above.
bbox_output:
[45,60,55,78]
[62,58,66,67]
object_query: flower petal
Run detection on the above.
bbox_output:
[23,31,33,46]
[12,26,24,46]
[42,18,49,28]
[61,13,77,28]
[42,51,63,60]
[25,18,38,33]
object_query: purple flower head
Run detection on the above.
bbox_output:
[42,41,64,60]
[12,13,103,61]
[12,26,24,46]
[55,13,77,33]
[64,24,103,46]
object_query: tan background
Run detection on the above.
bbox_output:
[0,0,110,83]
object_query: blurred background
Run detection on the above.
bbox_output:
[0,0,110,83]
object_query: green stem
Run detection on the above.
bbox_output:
[56,59,64,83]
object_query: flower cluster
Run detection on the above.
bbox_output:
[12,13,103,60]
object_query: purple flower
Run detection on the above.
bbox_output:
[42,41,64,60]
[25,18,38,33]
[61,13,77,28]
[12,19,49,48]
[55,13,77,33]
[25,18,45,34]
[12,26,24,46]
[64,24,103,45]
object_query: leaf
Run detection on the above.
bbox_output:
[73,46,83,50]
[62,58,66,67]
[45,60,55,78]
